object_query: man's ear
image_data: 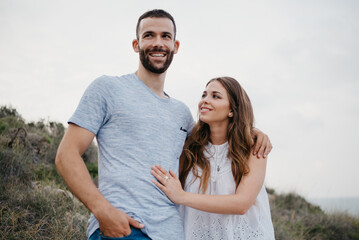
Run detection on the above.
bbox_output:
[173,40,180,54]
[132,39,139,53]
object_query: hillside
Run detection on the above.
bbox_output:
[1,105,358,239]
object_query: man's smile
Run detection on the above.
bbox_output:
[149,53,166,57]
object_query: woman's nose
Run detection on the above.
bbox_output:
[204,95,211,102]
[201,97,209,105]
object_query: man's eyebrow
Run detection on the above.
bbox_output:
[142,31,173,37]
[162,31,173,36]
[142,31,154,36]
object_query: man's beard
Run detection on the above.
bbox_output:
[139,47,174,74]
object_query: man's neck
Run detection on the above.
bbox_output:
[135,65,168,99]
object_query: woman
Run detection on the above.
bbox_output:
[151,77,275,239]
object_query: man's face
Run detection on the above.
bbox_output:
[133,17,179,74]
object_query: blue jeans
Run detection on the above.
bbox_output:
[89,227,151,240]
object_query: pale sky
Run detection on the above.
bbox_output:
[1,0,358,199]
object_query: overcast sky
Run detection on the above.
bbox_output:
[1,0,358,199]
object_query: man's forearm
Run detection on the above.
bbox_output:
[55,150,110,217]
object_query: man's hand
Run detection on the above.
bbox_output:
[97,204,144,238]
[251,128,272,159]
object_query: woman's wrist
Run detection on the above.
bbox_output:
[178,191,189,205]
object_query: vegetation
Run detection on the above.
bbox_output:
[269,189,359,239]
[1,105,359,239]
[0,106,96,239]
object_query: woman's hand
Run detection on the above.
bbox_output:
[151,165,186,205]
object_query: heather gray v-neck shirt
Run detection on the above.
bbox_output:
[69,73,194,239]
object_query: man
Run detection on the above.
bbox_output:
[55,9,272,240]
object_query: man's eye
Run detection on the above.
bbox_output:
[163,35,171,39]
[201,94,206,98]
[144,34,152,38]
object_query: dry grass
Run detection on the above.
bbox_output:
[1,105,359,239]
[0,106,94,239]
[1,182,89,239]
[269,190,359,240]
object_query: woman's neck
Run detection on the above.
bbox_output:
[209,123,228,145]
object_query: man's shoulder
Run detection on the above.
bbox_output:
[93,73,134,84]
[170,97,189,110]
[88,73,136,91]
[169,97,193,121]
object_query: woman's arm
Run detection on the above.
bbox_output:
[151,155,267,215]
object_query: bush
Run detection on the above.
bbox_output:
[0,105,97,239]
[270,191,359,240]
[0,182,89,239]
[1,105,359,239]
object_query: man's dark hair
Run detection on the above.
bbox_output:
[136,9,177,40]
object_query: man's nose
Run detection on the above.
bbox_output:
[153,36,164,48]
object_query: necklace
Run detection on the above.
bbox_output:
[212,144,228,172]
[214,154,225,172]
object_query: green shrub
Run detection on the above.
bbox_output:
[270,191,359,240]
[1,105,359,239]
[0,148,33,185]
[0,105,93,239]
[1,182,89,239]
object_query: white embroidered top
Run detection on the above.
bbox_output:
[180,142,275,240]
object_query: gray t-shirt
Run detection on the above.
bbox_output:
[69,73,194,239]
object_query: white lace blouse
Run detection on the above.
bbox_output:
[180,142,275,240]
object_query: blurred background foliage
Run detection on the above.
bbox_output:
[0,105,358,239]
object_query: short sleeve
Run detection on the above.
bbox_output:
[185,106,195,137]
[68,76,110,135]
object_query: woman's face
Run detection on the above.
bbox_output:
[198,80,232,126]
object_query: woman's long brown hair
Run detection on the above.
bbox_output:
[179,77,254,193]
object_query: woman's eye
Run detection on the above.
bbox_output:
[201,94,206,98]
[213,95,219,99]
